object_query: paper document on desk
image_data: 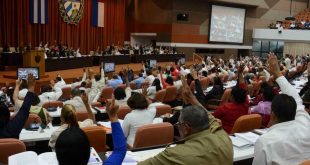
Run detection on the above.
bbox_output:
[229,136,252,149]
[234,132,260,144]
[88,147,103,165]
[253,128,268,135]
[8,151,58,165]
[106,152,137,165]
[125,148,166,162]
[98,120,124,128]
[122,155,138,165]
[9,148,102,165]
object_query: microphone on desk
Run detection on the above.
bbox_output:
[47,96,57,112]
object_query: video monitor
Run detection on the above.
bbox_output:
[104,62,115,73]
[176,58,186,65]
[17,67,39,80]
[209,5,246,44]
[148,59,157,68]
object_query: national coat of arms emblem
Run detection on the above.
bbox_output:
[59,0,84,25]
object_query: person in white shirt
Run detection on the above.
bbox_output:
[290,22,296,29]
[122,93,156,147]
[263,68,270,81]
[144,69,155,86]
[146,78,162,100]
[285,54,291,69]
[64,88,86,111]
[16,79,29,99]
[49,94,95,150]
[113,87,131,107]
[253,54,310,165]
[88,67,105,103]
[275,22,281,29]
[53,76,66,89]
[70,69,87,89]
[179,65,190,76]
[76,48,82,57]
[38,84,63,106]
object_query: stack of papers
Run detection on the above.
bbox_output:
[230,132,260,149]
[230,136,252,149]
[235,132,260,144]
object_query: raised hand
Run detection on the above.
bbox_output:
[123,68,128,77]
[88,68,94,78]
[15,79,22,87]
[180,75,201,106]
[142,85,148,97]
[106,97,119,122]
[307,62,310,74]
[238,63,245,74]
[50,80,55,87]
[190,68,198,80]
[27,74,36,92]
[81,93,89,104]
[267,53,282,78]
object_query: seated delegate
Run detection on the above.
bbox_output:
[55,98,126,165]
[0,75,36,138]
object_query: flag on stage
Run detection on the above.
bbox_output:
[30,0,48,24]
[91,0,104,27]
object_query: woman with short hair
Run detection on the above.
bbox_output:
[122,93,156,147]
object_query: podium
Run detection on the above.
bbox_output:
[23,50,46,76]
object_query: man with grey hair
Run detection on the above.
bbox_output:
[138,76,233,165]
[177,105,210,138]
[64,88,86,111]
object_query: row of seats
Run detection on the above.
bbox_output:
[1,104,174,164]
[282,8,310,29]
[1,113,264,164]
[0,122,174,164]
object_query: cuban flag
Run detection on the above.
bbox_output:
[91,0,104,27]
[30,0,48,24]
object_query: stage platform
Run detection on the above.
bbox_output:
[1,53,185,72]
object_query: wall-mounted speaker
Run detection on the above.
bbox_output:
[177,13,189,21]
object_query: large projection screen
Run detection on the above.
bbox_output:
[209,5,246,44]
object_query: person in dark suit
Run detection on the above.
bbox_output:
[0,75,36,138]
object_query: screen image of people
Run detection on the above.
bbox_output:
[104,63,115,73]
[17,68,39,80]
[209,5,246,43]
[179,58,185,65]
[149,60,157,68]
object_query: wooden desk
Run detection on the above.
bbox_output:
[1,52,23,66]
[45,56,93,72]
[131,54,185,63]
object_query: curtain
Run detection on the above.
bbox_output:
[284,43,310,57]
[0,0,125,54]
